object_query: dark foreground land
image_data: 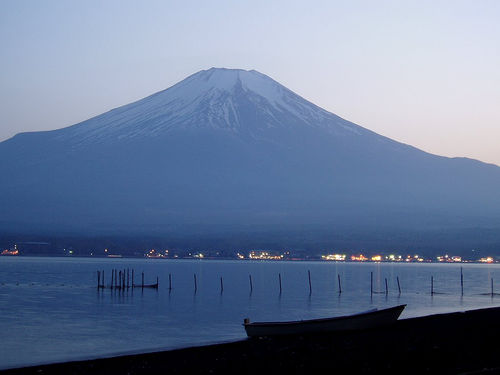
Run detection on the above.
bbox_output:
[4,306,500,375]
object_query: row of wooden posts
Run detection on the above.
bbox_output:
[370,272,400,295]
[428,267,497,297]
[97,269,158,290]
[370,268,497,297]
[96,267,498,296]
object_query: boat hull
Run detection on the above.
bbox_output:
[244,304,406,337]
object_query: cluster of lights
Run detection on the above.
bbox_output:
[321,254,346,261]
[319,253,496,263]
[387,255,402,261]
[479,257,494,263]
[146,249,167,258]
[351,255,368,261]
[1,244,19,256]
[324,254,425,262]
[437,255,462,262]
[248,251,284,260]
[1,249,19,256]
[404,255,424,262]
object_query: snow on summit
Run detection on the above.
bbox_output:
[53,68,369,145]
[184,68,287,104]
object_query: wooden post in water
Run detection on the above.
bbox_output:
[249,274,253,293]
[141,272,144,290]
[156,276,159,288]
[308,270,312,294]
[97,271,100,289]
[491,278,494,297]
[431,276,434,296]
[111,269,114,290]
[337,274,342,294]
[127,269,130,289]
[397,276,401,294]
[119,271,122,290]
[194,274,197,293]
[370,272,373,296]
[385,278,388,295]
[278,273,282,294]
[169,273,172,290]
[460,267,464,296]
[220,277,224,293]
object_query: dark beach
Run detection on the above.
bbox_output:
[3,306,500,375]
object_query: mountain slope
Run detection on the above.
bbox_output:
[1,68,500,251]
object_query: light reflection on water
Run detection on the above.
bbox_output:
[1,257,500,369]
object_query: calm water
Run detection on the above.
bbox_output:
[1,256,500,369]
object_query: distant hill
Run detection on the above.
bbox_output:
[1,68,500,254]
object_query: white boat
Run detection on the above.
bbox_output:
[243,304,406,337]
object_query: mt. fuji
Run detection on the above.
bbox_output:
[1,68,500,252]
[48,68,378,144]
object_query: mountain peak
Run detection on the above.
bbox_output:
[50,67,365,145]
[175,67,286,103]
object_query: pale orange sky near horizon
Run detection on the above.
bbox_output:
[1,0,499,166]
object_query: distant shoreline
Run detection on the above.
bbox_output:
[1,254,498,265]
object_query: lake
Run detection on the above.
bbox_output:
[1,256,500,369]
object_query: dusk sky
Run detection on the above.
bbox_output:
[1,0,499,165]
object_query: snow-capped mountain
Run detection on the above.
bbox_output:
[1,68,500,250]
[53,68,377,146]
